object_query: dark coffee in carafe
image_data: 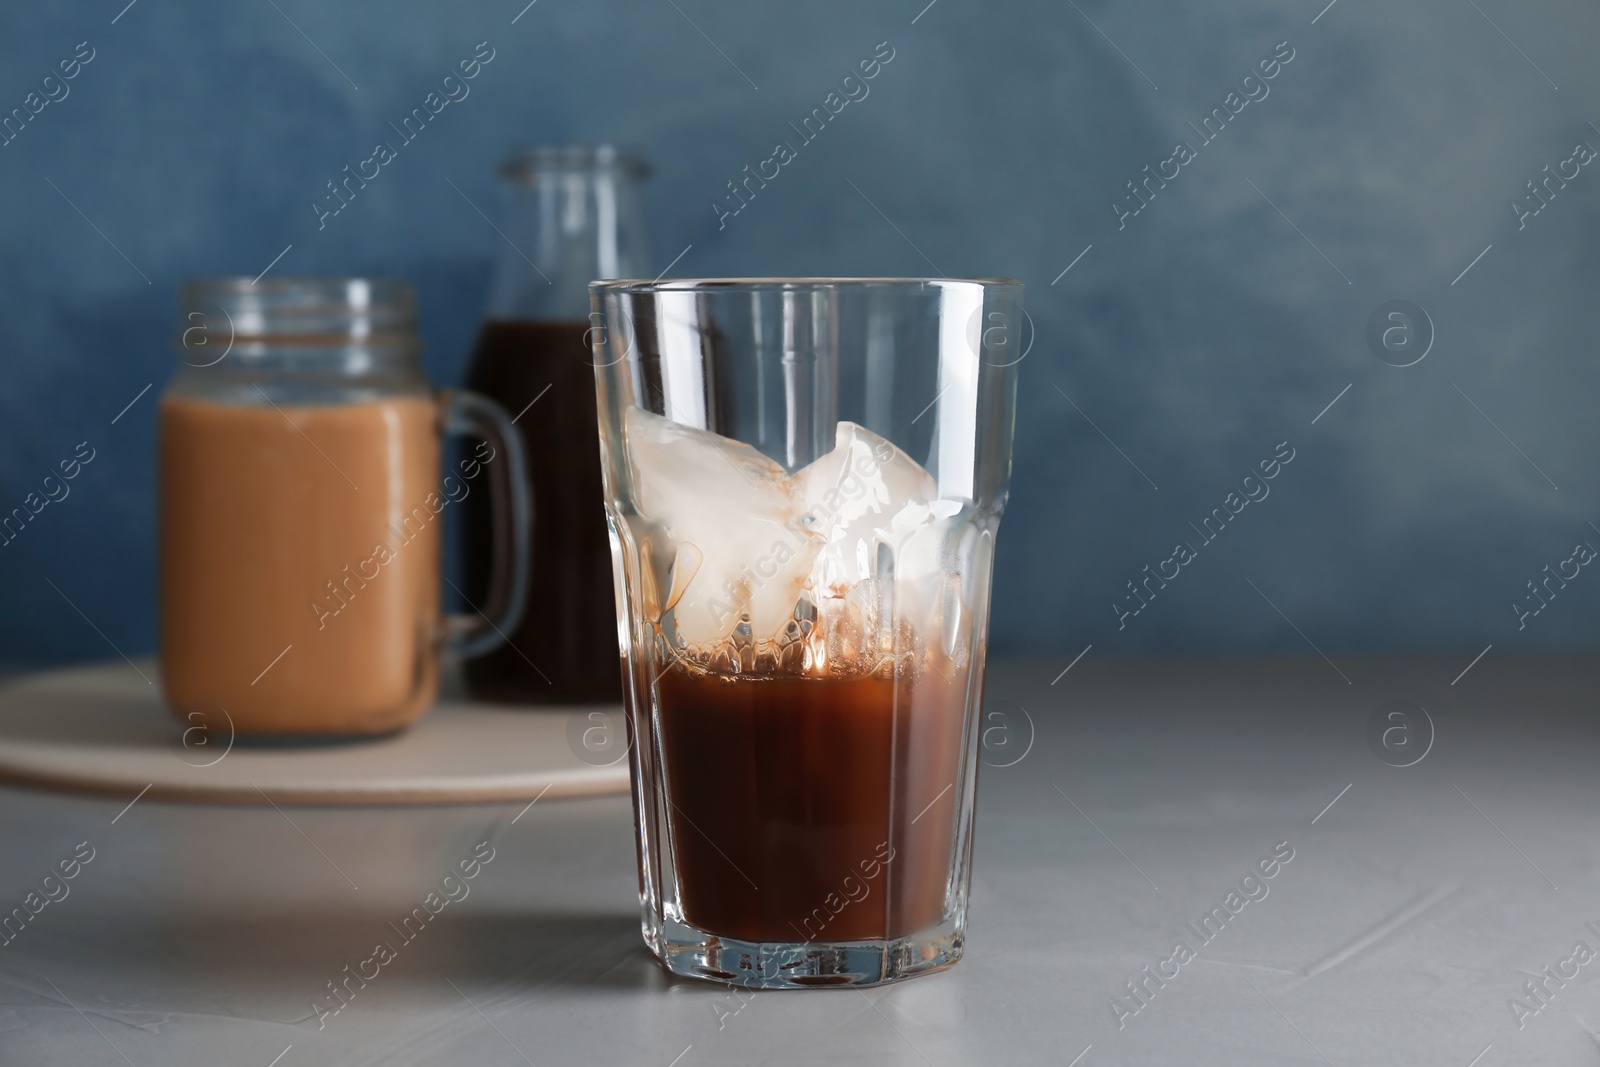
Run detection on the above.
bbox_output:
[459,145,649,704]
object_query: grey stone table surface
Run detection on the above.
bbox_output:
[0,653,1596,1066]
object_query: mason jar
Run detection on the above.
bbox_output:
[160,277,530,737]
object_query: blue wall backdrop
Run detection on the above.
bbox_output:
[2,0,1598,668]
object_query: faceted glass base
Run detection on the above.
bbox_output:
[648,915,964,989]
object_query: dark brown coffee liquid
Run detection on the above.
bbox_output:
[461,320,622,703]
[655,667,966,943]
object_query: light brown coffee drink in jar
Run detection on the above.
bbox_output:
[160,394,443,735]
[158,278,531,737]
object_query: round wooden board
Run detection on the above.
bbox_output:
[0,661,630,806]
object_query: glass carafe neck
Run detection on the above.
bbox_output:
[486,145,649,323]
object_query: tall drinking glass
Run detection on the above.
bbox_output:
[591,278,1022,987]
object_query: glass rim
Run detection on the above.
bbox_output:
[589,276,1022,294]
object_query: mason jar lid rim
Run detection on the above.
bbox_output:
[498,143,650,179]
[181,276,415,301]
[590,277,1023,292]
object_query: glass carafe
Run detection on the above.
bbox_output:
[461,145,649,704]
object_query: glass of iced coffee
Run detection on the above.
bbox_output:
[590,278,1022,986]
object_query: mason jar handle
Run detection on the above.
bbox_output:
[439,389,532,657]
